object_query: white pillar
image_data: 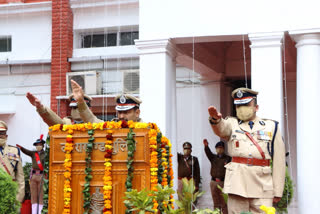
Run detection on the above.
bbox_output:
[135,38,178,191]
[289,31,320,213]
[249,32,284,131]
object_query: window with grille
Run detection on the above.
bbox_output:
[81,31,139,48]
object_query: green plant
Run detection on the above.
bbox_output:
[153,184,176,213]
[42,135,50,214]
[217,184,228,204]
[193,208,221,214]
[274,167,294,214]
[23,162,32,201]
[175,178,204,214]
[0,168,20,214]
[123,189,155,214]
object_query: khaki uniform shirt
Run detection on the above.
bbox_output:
[37,106,72,126]
[204,146,231,180]
[77,102,104,123]
[177,153,200,188]
[211,116,285,198]
[0,143,25,202]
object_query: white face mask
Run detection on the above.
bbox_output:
[236,105,256,121]
[36,145,43,152]
[0,138,6,147]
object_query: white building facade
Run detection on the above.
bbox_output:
[1,0,319,213]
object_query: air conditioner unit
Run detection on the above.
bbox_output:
[66,71,101,95]
[122,70,139,94]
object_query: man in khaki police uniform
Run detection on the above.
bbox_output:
[207,88,285,214]
[70,79,142,122]
[0,121,25,203]
[26,92,92,126]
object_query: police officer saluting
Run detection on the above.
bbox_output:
[0,121,25,203]
[204,139,231,214]
[26,92,92,126]
[208,88,285,214]
[71,79,142,122]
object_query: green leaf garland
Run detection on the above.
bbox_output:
[83,129,95,214]
[125,128,136,214]
[41,135,50,214]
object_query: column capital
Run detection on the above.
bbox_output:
[135,38,176,58]
[289,29,320,48]
[249,32,284,48]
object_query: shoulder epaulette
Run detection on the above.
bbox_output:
[261,118,279,124]
[225,116,237,120]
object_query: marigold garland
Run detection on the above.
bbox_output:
[63,127,74,214]
[103,130,113,214]
[49,121,173,213]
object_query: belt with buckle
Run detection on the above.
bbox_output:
[232,157,270,166]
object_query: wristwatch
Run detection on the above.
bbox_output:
[208,116,221,125]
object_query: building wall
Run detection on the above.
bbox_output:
[140,0,320,40]
[176,66,224,208]
[0,71,51,164]
[0,11,51,61]
[0,3,52,163]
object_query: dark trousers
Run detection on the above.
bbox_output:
[210,180,228,214]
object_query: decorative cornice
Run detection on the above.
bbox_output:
[249,32,284,48]
[0,59,51,65]
[289,29,320,48]
[135,39,177,58]
[0,2,51,15]
[70,0,138,9]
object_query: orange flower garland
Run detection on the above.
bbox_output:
[63,128,74,214]
[149,128,158,192]
[103,130,113,214]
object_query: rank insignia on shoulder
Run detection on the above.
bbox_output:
[259,121,265,126]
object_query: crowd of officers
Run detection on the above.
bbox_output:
[1,82,285,214]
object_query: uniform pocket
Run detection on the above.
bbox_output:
[263,184,273,191]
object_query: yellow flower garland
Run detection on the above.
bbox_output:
[63,128,74,214]
[103,130,113,214]
[50,121,173,213]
